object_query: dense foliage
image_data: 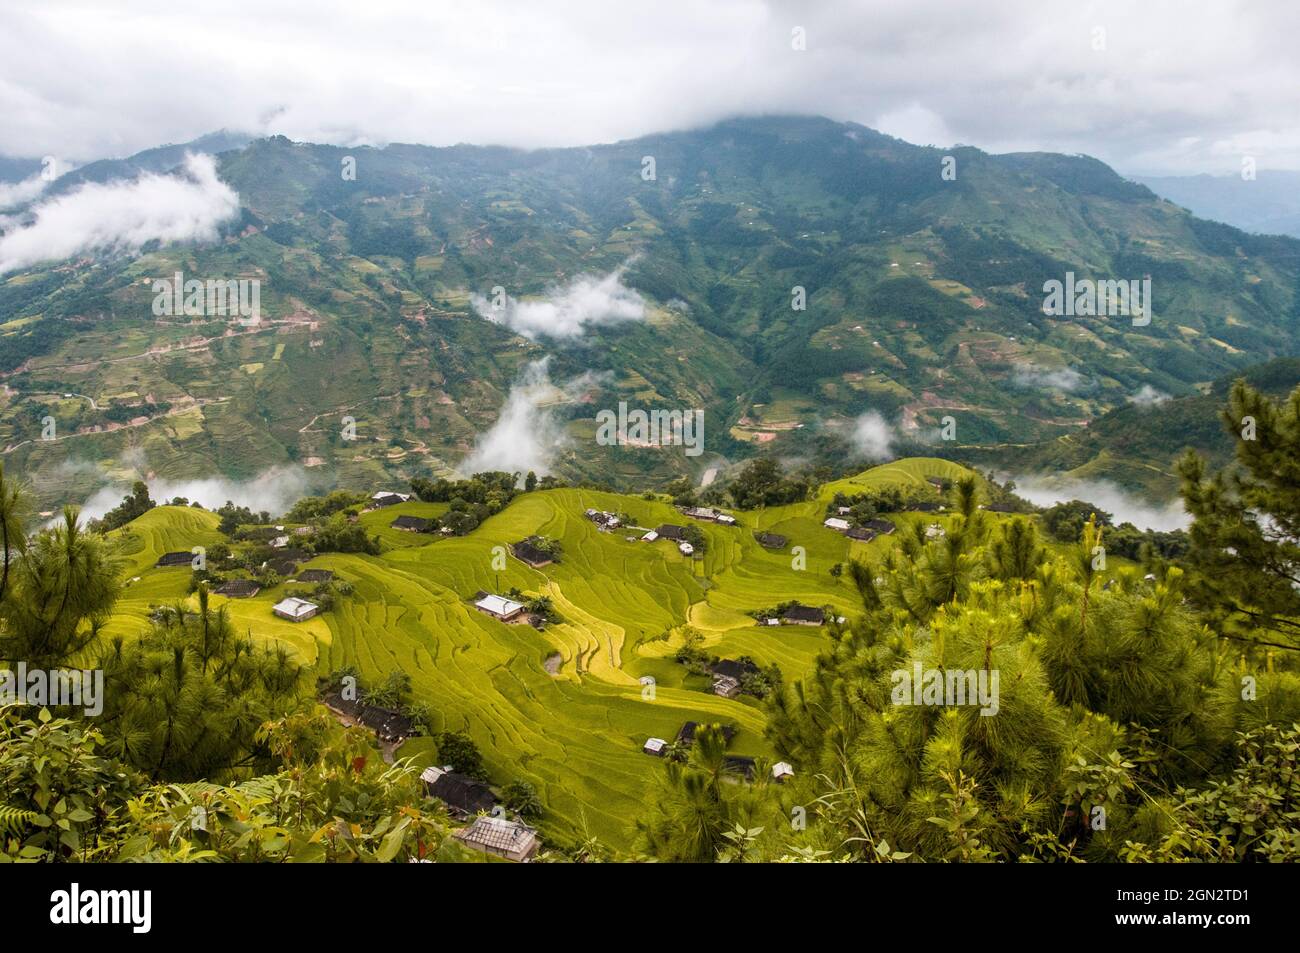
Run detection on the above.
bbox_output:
[1180,378,1300,651]
[91,481,157,533]
[636,440,1300,861]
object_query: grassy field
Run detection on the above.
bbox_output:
[104,460,986,850]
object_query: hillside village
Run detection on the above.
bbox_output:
[105,456,999,853]
[7,385,1299,867]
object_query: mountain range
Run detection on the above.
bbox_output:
[2,115,1299,512]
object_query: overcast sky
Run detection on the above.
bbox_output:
[2,0,1298,176]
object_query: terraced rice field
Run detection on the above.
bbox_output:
[818,455,971,499]
[104,460,979,849]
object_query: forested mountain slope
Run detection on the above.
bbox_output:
[3,116,1299,509]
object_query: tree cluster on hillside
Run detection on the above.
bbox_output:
[826,485,933,523]
[410,471,521,506]
[529,536,563,558]
[1040,499,1187,562]
[90,481,155,533]
[214,507,379,567]
[681,524,707,554]
[434,731,489,781]
[409,471,543,537]
[282,577,350,615]
[1041,499,1113,540]
[740,662,783,700]
[286,490,369,522]
[503,587,559,623]
[727,460,813,510]
[978,473,1038,512]
[216,501,271,536]
[662,477,698,508]
[311,513,381,555]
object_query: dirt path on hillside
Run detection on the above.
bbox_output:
[1,319,306,380]
[296,392,402,434]
[2,396,229,454]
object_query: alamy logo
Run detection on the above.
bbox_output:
[0,663,103,716]
[890,662,1000,716]
[50,883,151,933]
[152,270,261,325]
[595,401,704,457]
[1042,271,1151,326]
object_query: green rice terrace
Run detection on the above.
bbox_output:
[105,456,974,849]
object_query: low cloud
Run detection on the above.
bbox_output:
[470,264,646,341]
[1010,474,1189,532]
[849,410,895,461]
[1127,384,1171,407]
[0,174,48,211]
[1011,365,1086,392]
[79,465,310,521]
[460,358,568,478]
[0,153,240,274]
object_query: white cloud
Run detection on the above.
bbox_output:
[3,1,1299,175]
[0,174,48,211]
[1011,475,1189,532]
[78,465,310,521]
[470,266,646,341]
[875,103,956,147]
[460,358,568,477]
[0,153,239,274]
[1012,365,1086,392]
[849,410,895,461]
[1127,384,1171,407]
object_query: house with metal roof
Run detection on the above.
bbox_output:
[473,593,526,622]
[272,596,319,621]
[454,815,539,862]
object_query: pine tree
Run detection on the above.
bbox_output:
[1179,378,1300,651]
[989,517,1047,582]
[636,725,769,861]
[765,509,1246,861]
[0,462,29,607]
[94,584,305,781]
[0,507,119,668]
